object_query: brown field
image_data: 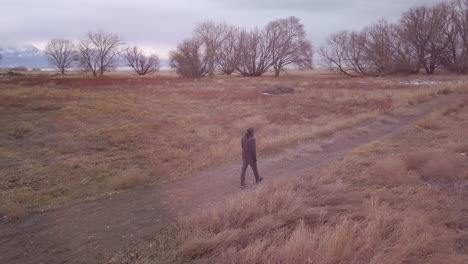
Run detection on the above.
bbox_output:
[0,70,467,218]
[113,84,468,264]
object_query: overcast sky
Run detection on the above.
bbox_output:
[2,0,443,59]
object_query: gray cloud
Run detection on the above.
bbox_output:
[0,0,444,58]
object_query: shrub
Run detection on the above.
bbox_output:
[417,112,443,130]
[369,156,419,186]
[169,39,208,78]
[0,202,27,220]
[418,153,466,184]
[402,150,467,184]
[108,168,148,190]
[10,66,28,71]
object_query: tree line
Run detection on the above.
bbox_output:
[320,0,468,76]
[4,0,466,77]
[170,17,313,77]
[42,32,160,77]
[33,16,313,77]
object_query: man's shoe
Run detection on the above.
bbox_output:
[256,177,263,183]
[240,184,246,188]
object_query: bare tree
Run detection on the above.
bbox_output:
[124,46,160,75]
[363,20,411,76]
[44,39,75,74]
[389,24,420,74]
[400,5,446,74]
[347,31,374,75]
[170,38,208,78]
[234,28,274,77]
[321,0,467,76]
[267,16,313,77]
[218,26,241,75]
[321,22,421,77]
[321,18,435,77]
[320,26,392,77]
[437,0,468,73]
[175,18,315,78]
[75,31,123,77]
[319,32,349,76]
[319,31,363,77]
[294,39,314,71]
[195,21,231,78]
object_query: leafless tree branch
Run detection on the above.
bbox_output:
[75,31,124,77]
[124,46,160,75]
[44,39,75,74]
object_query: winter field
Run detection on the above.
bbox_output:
[0,70,467,264]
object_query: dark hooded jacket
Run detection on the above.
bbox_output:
[241,132,257,163]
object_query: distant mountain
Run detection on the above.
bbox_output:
[0,44,49,69]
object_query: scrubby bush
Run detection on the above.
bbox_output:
[10,66,28,71]
[169,39,208,78]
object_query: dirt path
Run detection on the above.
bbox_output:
[0,93,465,264]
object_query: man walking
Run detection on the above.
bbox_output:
[240,128,263,187]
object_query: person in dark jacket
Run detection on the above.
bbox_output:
[240,128,263,187]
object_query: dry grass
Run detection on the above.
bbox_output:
[0,202,27,220]
[372,150,467,186]
[369,156,420,186]
[416,152,466,184]
[107,168,149,190]
[146,196,449,264]
[112,86,468,264]
[417,111,445,130]
[369,149,467,187]
[0,72,467,217]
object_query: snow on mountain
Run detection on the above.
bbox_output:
[0,44,48,69]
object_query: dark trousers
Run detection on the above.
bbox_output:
[241,159,260,185]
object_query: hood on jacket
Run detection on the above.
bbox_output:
[245,127,254,138]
